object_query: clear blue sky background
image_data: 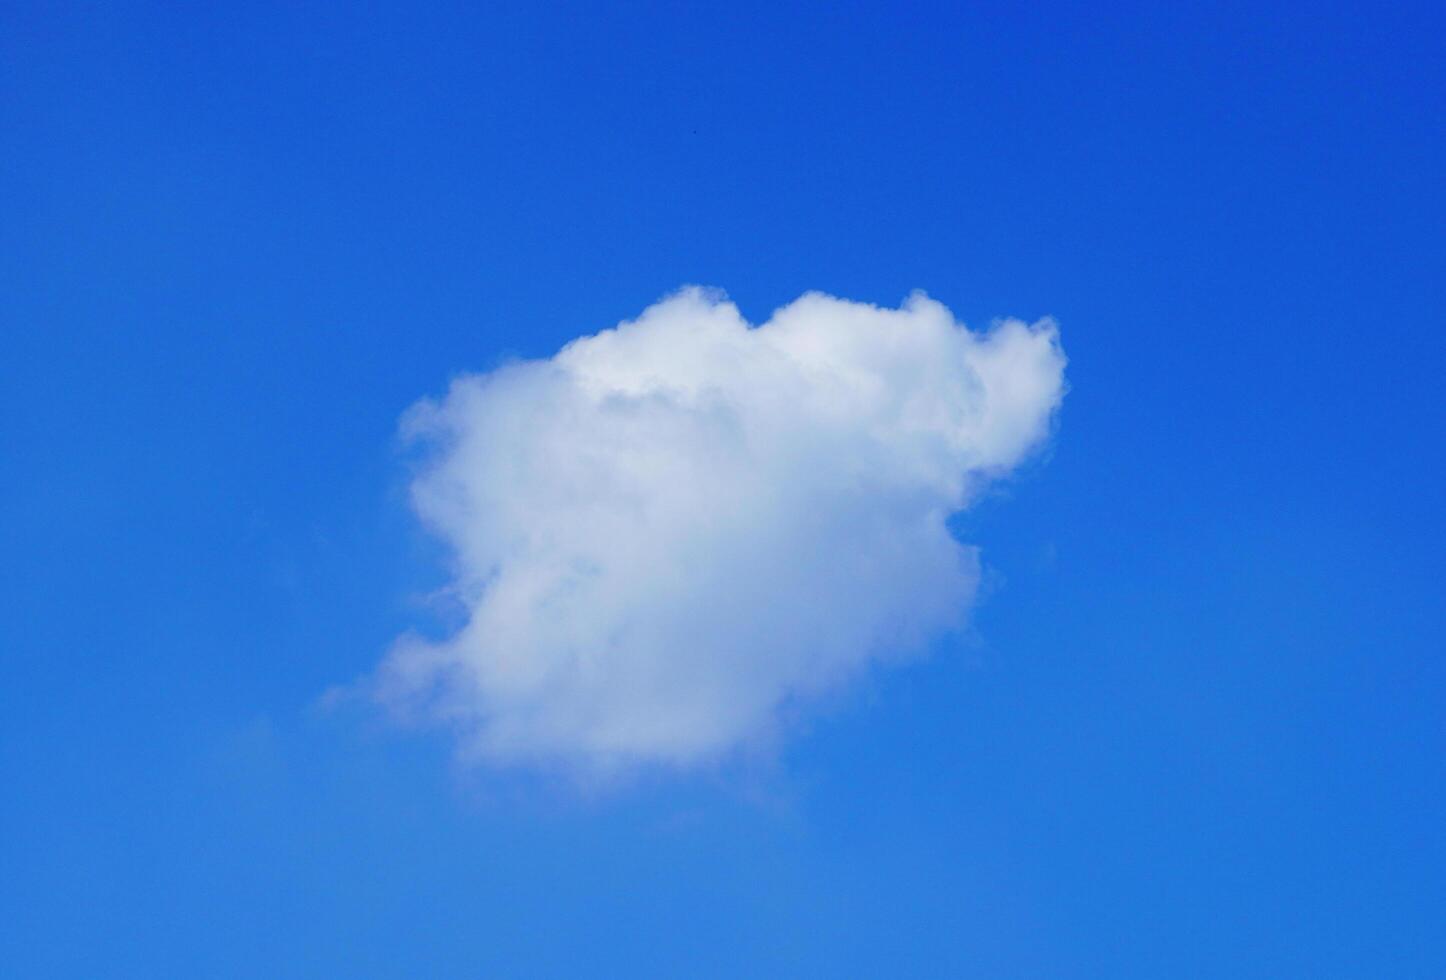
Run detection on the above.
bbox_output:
[3,2,1443,976]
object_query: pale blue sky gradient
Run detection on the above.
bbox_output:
[3,2,1444,976]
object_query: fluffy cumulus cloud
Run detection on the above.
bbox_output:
[372,288,1065,775]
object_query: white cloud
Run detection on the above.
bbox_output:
[370,288,1065,775]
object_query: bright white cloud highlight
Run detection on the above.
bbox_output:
[373,288,1065,774]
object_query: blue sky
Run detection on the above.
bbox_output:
[2,1,1443,976]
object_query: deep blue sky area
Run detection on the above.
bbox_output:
[3,2,1444,976]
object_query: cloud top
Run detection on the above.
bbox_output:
[373,288,1065,775]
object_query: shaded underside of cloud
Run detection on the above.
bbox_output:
[369,288,1066,776]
